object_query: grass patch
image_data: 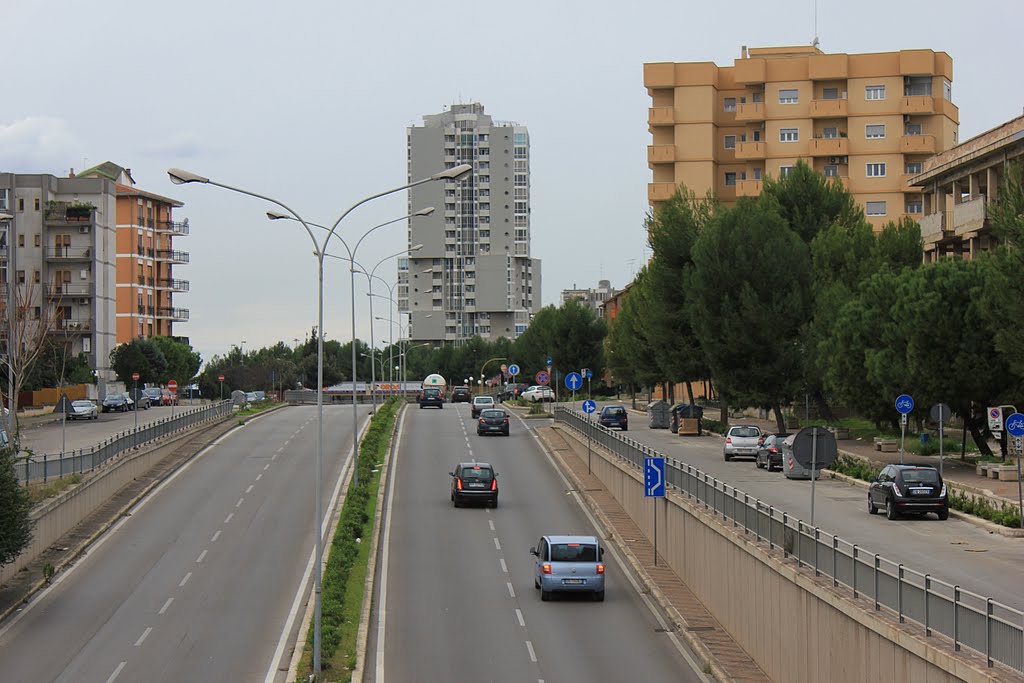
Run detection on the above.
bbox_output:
[826,454,881,482]
[234,400,280,419]
[298,397,399,681]
[27,473,83,504]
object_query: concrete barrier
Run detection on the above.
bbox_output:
[573,429,1012,682]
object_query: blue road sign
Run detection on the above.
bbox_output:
[1006,413,1024,438]
[645,457,666,497]
[582,399,597,414]
[535,371,550,385]
[508,364,520,376]
[584,368,592,379]
[895,394,915,414]
[565,372,583,391]
[546,356,552,367]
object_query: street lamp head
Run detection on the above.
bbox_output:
[266,210,291,221]
[430,164,473,181]
[0,212,13,221]
[409,244,424,252]
[167,168,210,185]
[412,207,435,217]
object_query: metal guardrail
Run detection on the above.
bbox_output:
[554,407,1024,674]
[17,401,234,485]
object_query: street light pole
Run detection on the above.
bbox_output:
[167,162,469,679]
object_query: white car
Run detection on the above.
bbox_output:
[521,385,555,402]
[68,399,99,420]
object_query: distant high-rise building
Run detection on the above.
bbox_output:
[400,103,541,345]
[561,280,616,315]
[645,45,959,227]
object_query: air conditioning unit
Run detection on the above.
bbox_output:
[839,156,849,164]
[79,225,90,234]
[903,114,912,123]
[78,298,89,306]
[829,156,839,164]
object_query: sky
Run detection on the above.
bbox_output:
[3,0,1022,363]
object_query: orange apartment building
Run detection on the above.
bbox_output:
[79,163,189,343]
[644,45,960,227]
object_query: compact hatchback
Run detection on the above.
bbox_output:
[598,405,628,431]
[755,433,787,471]
[451,386,472,403]
[419,387,444,409]
[723,425,762,461]
[450,462,498,508]
[477,408,510,436]
[868,464,948,520]
[531,535,605,602]
[471,395,495,418]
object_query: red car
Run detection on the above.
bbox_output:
[161,389,178,406]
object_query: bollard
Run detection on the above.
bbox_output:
[852,546,859,598]
[814,528,820,577]
[897,565,904,623]
[873,554,880,610]
[953,585,960,651]
[985,598,992,667]
[832,537,838,588]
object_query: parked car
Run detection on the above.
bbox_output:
[868,464,949,520]
[471,395,495,418]
[142,388,164,405]
[530,535,605,602]
[102,394,131,413]
[450,462,498,507]
[419,387,444,409]
[723,425,762,461]
[128,388,151,410]
[68,399,99,420]
[160,389,178,406]
[501,382,531,401]
[477,408,510,436]
[521,385,555,403]
[598,405,628,431]
[755,433,787,471]
[451,386,472,403]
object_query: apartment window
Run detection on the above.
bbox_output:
[17,198,24,212]
[514,147,528,159]
[823,127,838,139]
[943,79,952,101]
[724,172,737,187]
[0,189,7,210]
[822,87,839,100]
[865,124,886,139]
[513,133,527,145]
[752,130,761,142]
[866,201,887,216]
[905,123,923,136]
[724,135,736,149]
[865,85,886,100]
[904,76,932,97]
[34,234,41,247]
[906,161,923,174]
[34,198,40,211]
[33,270,40,283]
[780,128,799,142]
[82,337,90,353]
[824,165,839,177]
[753,168,762,180]
[723,98,736,112]
[866,163,886,177]
[779,89,799,104]
[780,166,794,177]
[906,200,923,214]
[17,234,24,247]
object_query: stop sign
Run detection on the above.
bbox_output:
[168,380,178,391]
[218,374,225,382]
[132,372,140,381]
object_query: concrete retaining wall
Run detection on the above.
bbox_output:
[581,432,1004,683]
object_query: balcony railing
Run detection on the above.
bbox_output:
[648,182,677,203]
[809,137,848,156]
[44,283,93,298]
[45,246,92,261]
[809,98,848,118]
[648,107,674,126]
[647,145,675,163]
[51,318,93,333]
[735,102,765,122]
[900,134,936,154]
[736,179,763,197]
[735,141,766,160]
[44,201,95,223]
[157,219,190,236]
[919,212,946,239]
[155,250,190,264]
[953,197,987,233]
[156,307,190,321]
[156,278,190,292]
[901,96,935,115]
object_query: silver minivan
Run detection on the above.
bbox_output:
[531,535,606,602]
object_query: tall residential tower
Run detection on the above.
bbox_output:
[400,103,541,345]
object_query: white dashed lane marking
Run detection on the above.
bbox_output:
[246,485,254,493]
[134,626,152,647]
[196,550,208,564]
[159,598,173,615]
[235,498,244,508]
[507,582,515,598]
[210,530,221,543]
[515,609,525,627]
[179,572,192,587]
[488,520,495,531]
[500,558,507,573]
[105,662,126,683]
[526,641,537,662]
[493,538,501,551]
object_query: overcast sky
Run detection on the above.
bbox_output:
[4,0,1021,363]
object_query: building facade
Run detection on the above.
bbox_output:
[561,279,615,315]
[400,103,541,345]
[644,45,959,227]
[913,115,1024,261]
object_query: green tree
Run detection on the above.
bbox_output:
[606,267,663,402]
[514,299,606,389]
[760,160,862,244]
[981,162,1024,380]
[0,446,33,566]
[151,337,201,386]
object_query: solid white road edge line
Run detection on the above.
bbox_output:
[374,407,409,683]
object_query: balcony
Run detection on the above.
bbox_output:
[45,246,92,261]
[918,212,946,240]
[155,249,190,264]
[900,134,936,154]
[647,145,675,163]
[156,278,190,292]
[808,53,848,80]
[137,305,155,317]
[736,179,763,197]
[44,201,95,224]
[136,247,156,259]
[735,141,766,160]
[156,307,190,322]
[648,107,674,127]
[809,137,848,157]
[157,219,190,236]
[44,283,93,299]
[734,58,766,84]
[136,276,156,287]
[735,102,764,122]
[953,197,987,234]
[809,98,848,118]
[901,96,935,115]
[648,182,677,202]
[50,318,93,334]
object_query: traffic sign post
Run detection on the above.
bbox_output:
[218,374,225,401]
[565,372,582,410]
[535,371,550,386]
[508,364,520,377]
[168,380,178,418]
[645,457,666,566]
[791,426,838,527]
[132,372,140,434]
[1004,413,1024,530]
[895,394,914,464]
[582,399,597,473]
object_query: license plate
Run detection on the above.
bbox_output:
[468,482,485,488]
[911,489,930,496]
[562,579,585,585]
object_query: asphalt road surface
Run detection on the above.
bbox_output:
[584,402,1024,613]
[0,405,362,683]
[366,402,707,683]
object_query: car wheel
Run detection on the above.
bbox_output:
[490,499,498,509]
[755,457,763,469]
[621,426,628,432]
[420,404,425,409]
[867,496,877,514]
[453,498,461,508]
[541,589,551,602]
[937,507,949,521]
[885,498,899,520]
[534,577,540,589]
[724,453,732,461]
[593,590,605,603]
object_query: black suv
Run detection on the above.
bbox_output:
[450,462,498,507]
[419,387,444,409]
[451,387,472,403]
[868,464,948,520]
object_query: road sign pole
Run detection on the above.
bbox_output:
[811,427,818,527]
[939,419,944,478]
[1017,436,1023,530]
[899,415,906,465]
[653,496,657,567]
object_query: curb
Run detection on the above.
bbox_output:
[0,414,238,626]
[537,425,728,682]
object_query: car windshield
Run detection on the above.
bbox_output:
[481,409,505,419]
[423,389,440,397]
[730,427,760,438]
[550,543,598,562]
[604,407,625,416]
[902,469,940,484]
[72,401,92,408]
[475,397,493,404]
[460,466,493,481]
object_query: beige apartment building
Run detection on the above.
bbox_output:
[645,45,960,227]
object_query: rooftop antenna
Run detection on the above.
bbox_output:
[811,0,820,48]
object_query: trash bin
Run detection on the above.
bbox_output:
[669,403,685,433]
[674,403,705,436]
[647,400,670,429]
[920,432,929,445]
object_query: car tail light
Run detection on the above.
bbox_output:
[757,437,764,445]
[893,483,903,497]
[596,563,605,574]
[769,447,779,454]
[479,418,485,424]
[542,563,552,574]
[940,483,947,497]
[491,479,497,491]
[456,478,463,491]
[503,418,508,424]
[725,437,732,444]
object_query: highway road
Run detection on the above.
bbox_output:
[0,405,362,683]
[581,403,1024,612]
[366,402,707,683]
